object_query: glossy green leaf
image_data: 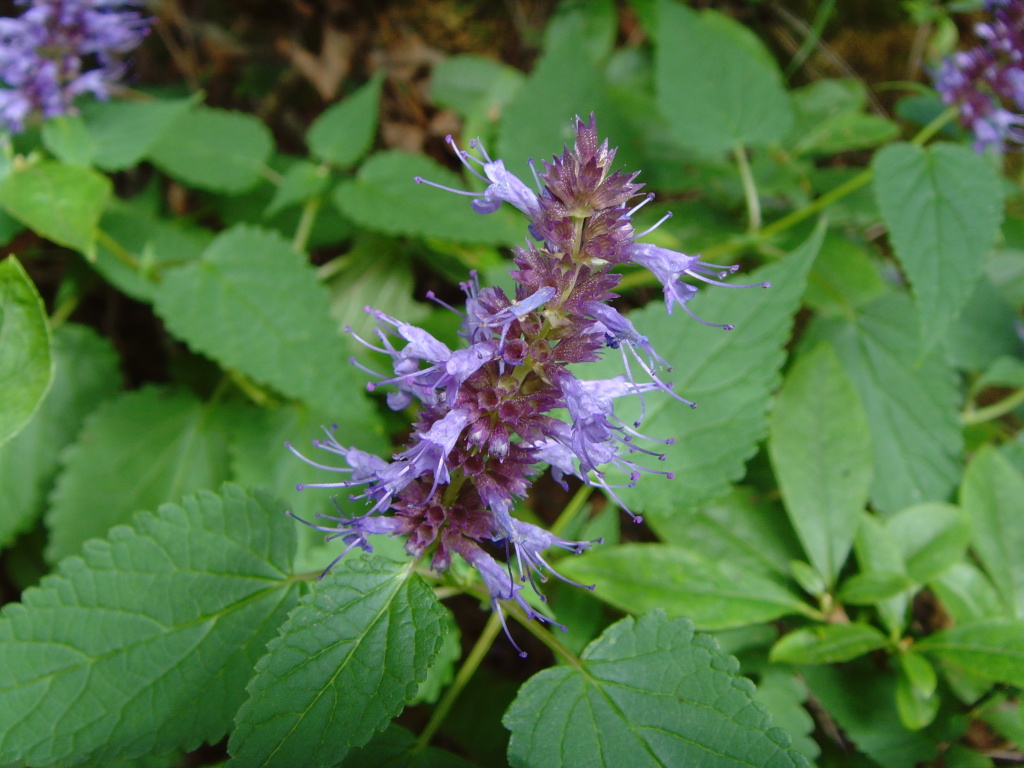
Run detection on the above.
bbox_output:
[770,623,889,665]
[961,446,1024,617]
[654,0,792,154]
[809,293,962,514]
[307,74,383,168]
[929,562,1005,624]
[227,557,446,768]
[599,221,823,518]
[895,663,939,731]
[0,485,299,767]
[838,571,915,605]
[80,96,195,171]
[0,256,53,447]
[853,514,911,636]
[333,151,522,245]
[917,619,1024,688]
[0,161,111,254]
[873,142,1004,353]
[153,224,362,414]
[504,612,809,768]
[559,544,811,630]
[45,386,233,562]
[886,503,970,584]
[769,342,872,585]
[0,324,120,547]
[147,106,274,193]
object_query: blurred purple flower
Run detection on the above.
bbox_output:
[0,0,151,133]
[932,0,1024,152]
[292,115,763,652]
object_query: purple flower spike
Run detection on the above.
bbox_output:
[292,114,764,651]
[0,0,152,133]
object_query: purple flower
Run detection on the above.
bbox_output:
[0,0,150,133]
[931,0,1024,152]
[291,115,762,652]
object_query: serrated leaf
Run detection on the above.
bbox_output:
[916,619,1024,688]
[752,670,820,762]
[872,142,1004,354]
[504,612,808,768]
[769,342,872,585]
[333,151,521,245]
[770,624,889,665]
[0,256,53,447]
[886,503,969,584]
[307,74,383,168]
[961,446,1024,618]
[0,485,299,767]
[153,224,361,414]
[647,487,804,577]
[339,725,477,768]
[597,220,824,518]
[654,0,793,154]
[80,96,196,171]
[227,557,446,768]
[93,194,214,302]
[0,161,111,254]
[559,544,811,630]
[0,324,120,547]
[45,386,233,562]
[808,293,962,514]
[147,107,274,193]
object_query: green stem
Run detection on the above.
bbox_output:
[549,482,593,538]
[962,387,1024,425]
[94,228,141,270]
[733,143,761,233]
[416,611,502,750]
[293,195,322,254]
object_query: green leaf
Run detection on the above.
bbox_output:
[838,571,916,605]
[895,662,939,731]
[147,106,274,193]
[802,664,936,767]
[853,514,913,636]
[872,142,1004,353]
[496,0,618,173]
[961,446,1024,617]
[600,220,823,518]
[80,96,196,171]
[770,623,889,665]
[153,224,361,414]
[0,485,299,767]
[802,232,887,318]
[333,151,521,245]
[558,544,811,630]
[769,342,872,585]
[45,386,233,562]
[929,562,1005,624]
[916,619,1024,688]
[504,612,809,768]
[886,503,969,584]
[307,74,383,168]
[41,115,95,167]
[227,557,446,768]
[93,194,214,302]
[0,256,53,447]
[0,161,111,254]
[339,725,477,768]
[265,160,331,217]
[808,293,962,514]
[654,0,792,154]
[789,80,898,156]
[647,487,804,578]
[0,324,120,547]
[430,55,524,121]
[752,670,820,762]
